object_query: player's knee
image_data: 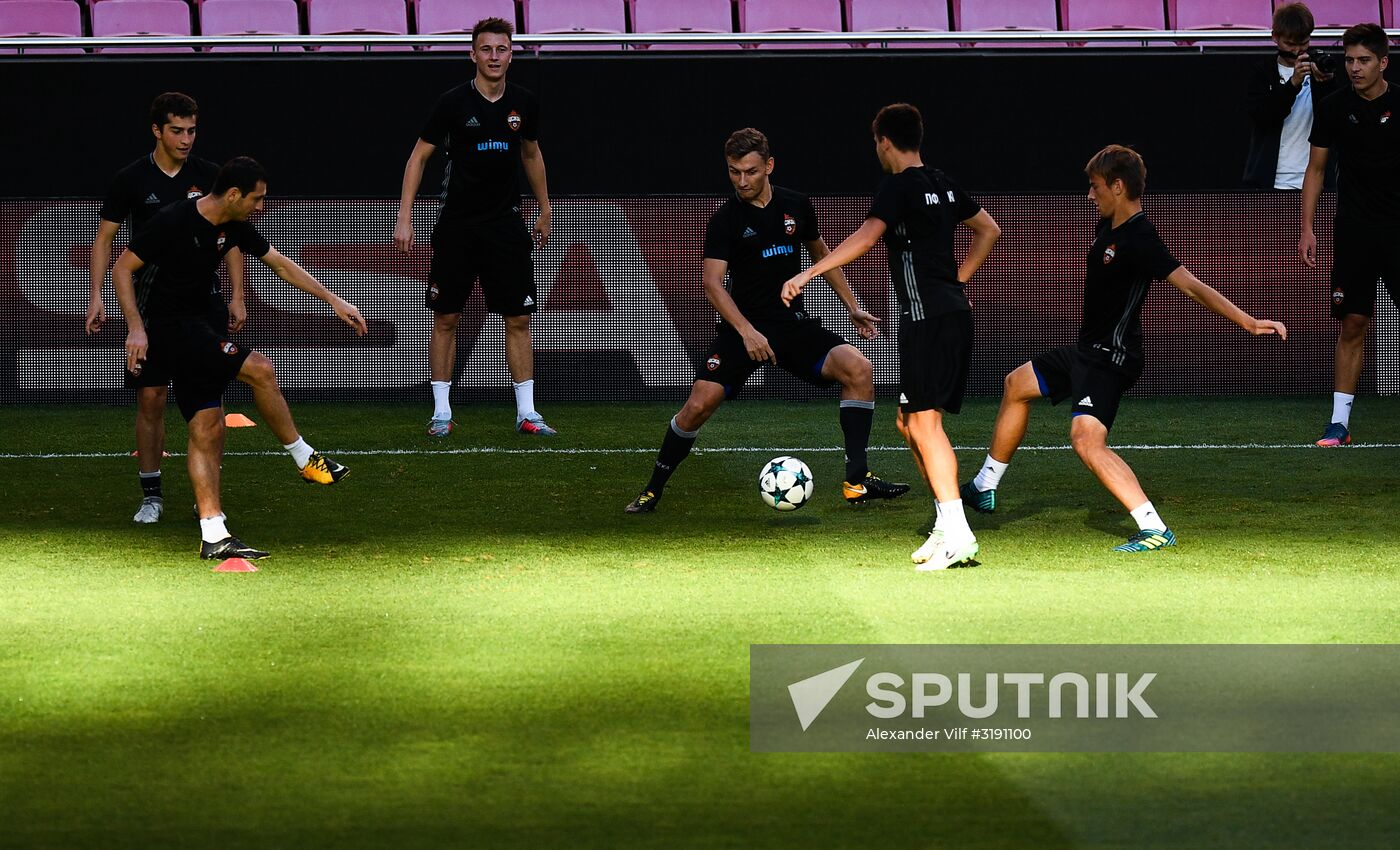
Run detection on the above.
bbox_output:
[845,353,874,388]
[504,314,530,333]
[242,353,276,387]
[433,313,460,334]
[1339,315,1369,341]
[1070,420,1105,459]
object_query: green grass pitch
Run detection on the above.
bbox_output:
[2,396,1398,849]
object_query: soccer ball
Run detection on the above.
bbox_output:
[759,456,814,512]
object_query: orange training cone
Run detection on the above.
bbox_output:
[212,558,259,573]
[224,413,256,427]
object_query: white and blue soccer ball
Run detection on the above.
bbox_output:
[759,456,814,512]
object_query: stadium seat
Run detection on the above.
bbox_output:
[307,0,412,51]
[630,0,736,49]
[525,0,625,50]
[0,0,85,53]
[1065,0,1168,46]
[91,0,196,52]
[1295,0,1382,27]
[846,0,952,47]
[415,0,516,50]
[742,0,846,48]
[420,0,520,47]
[1065,0,1165,30]
[201,0,305,52]
[956,0,1061,45]
[1172,0,1270,29]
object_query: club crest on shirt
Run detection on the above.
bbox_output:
[220,341,239,356]
[1103,244,1116,264]
[507,110,522,131]
[216,232,227,251]
[1383,111,1393,124]
[187,186,204,199]
[783,214,796,236]
[706,354,721,371]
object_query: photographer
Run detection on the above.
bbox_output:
[1244,3,1338,190]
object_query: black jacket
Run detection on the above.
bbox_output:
[1243,58,1339,190]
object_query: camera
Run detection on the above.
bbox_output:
[1307,50,1337,75]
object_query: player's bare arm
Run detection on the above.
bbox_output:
[1167,267,1288,339]
[1299,145,1330,268]
[704,257,773,364]
[260,247,368,336]
[958,209,1001,283]
[394,139,438,253]
[111,248,148,372]
[520,138,551,248]
[225,246,247,332]
[87,219,122,334]
[783,218,887,305]
[804,238,879,339]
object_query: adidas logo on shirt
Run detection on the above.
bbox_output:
[899,393,909,404]
[1078,396,1094,407]
[742,227,758,238]
[522,295,534,307]
[465,117,481,127]
[145,193,161,204]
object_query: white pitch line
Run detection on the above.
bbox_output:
[2,443,1398,460]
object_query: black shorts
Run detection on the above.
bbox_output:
[1331,226,1400,319]
[428,213,536,316]
[897,310,973,414]
[126,296,229,389]
[697,318,847,397]
[138,316,251,421]
[1031,345,1140,431]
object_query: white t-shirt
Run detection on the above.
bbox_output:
[1275,62,1313,190]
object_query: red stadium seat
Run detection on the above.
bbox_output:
[846,0,953,47]
[0,0,85,53]
[742,0,846,48]
[630,0,736,49]
[92,0,195,52]
[1291,0,1382,28]
[955,0,1063,45]
[202,0,305,52]
[416,0,517,50]
[307,0,412,51]
[1172,0,1270,28]
[1065,0,1169,46]
[525,0,625,50]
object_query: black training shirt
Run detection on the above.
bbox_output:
[420,80,539,223]
[1309,84,1400,228]
[1079,212,1181,370]
[100,155,220,233]
[703,186,819,323]
[127,199,270,321]
[868,166,981,321]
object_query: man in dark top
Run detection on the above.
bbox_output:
[624,127,908,514]
[962,145,1286,553]
[1299,23,1399,447]
[113,158,367,561]
[394,16,555,439]
[1243,3,1338,191]
[784,104,1001,570]
[86,92,246,525]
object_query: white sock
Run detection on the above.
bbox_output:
[283,436,314,469]
[1131,500,1166,533]
[199,513,229,543]
[1332,392,1354,428]
[934,499,973,538]
[972,455,1008,492]
[431,380,452,420]
[514,379,537,422]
